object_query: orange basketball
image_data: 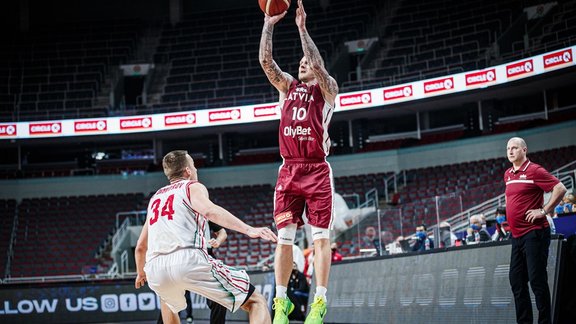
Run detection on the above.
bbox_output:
[259,0,291,16]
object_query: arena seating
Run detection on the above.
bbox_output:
[339,145,576,256]
[0,199,17,278]
[9,193,143,277]
[147,0,382,114]
[506,0,576,62]
[208,184,275,267]
[3,142,574,274]
[0,19,142,122]
[341,0,576,92]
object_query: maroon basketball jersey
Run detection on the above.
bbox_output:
[279,80,334,160]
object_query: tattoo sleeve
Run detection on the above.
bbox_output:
[299,28,338,97]
[259,23,287,88]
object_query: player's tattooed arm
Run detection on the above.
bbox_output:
[296,0,338,104]
[259,16,292,93]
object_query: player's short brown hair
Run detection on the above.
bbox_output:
[162,150,189,180]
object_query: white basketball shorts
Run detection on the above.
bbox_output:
[144,248,251,313]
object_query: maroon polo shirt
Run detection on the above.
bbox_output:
[504,159,559,238]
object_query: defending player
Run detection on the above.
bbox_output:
[134,150,277,324]
[259,1,339,323]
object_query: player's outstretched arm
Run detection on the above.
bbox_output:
[259,12,293,93]
[134,222,149,289]
[295,0,338,105]
[188,183,278,242]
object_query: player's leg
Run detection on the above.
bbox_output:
[160,300,181,324]
[240,285,271,324]
[302,162,334,324]
[275,223,297,289]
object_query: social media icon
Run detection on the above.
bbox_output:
[138,293,157,311]
[101,294,119,312]
[120,294,137,312]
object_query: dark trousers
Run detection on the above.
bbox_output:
[509,227,551,324]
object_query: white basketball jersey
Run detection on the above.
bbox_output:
[145,180,209,262]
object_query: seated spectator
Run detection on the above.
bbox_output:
[412,224,434,251]
[438,221,457,248]
[554,196,566,217]
[331,242,343,263]
[563,194,575,214]
[362,226,377,248]
[466,214,491,244]
[492,207,511,241]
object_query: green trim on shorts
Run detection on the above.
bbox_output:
[199,250,238,311]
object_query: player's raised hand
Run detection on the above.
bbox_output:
[295,0,307,29]
[264,11,287,25]
[247,226,278,242]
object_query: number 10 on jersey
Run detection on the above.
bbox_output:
[292,107,307,121]
[149,194,175,225]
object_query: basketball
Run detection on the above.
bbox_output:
[259,0,290,16]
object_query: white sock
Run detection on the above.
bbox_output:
[315,286,327,301]
[275,285,288,299]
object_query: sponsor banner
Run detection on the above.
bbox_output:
[320,239,561,323]
[0,124,17,137]
[253,105,278,118]
[339,91,372,107]
[543,48,573,69]
[164,113,196,127]
[0,46,573,140]
[119,117,152,130]
[208,109,241,123]
[423,77,454,94]
[506,59,534,79]
[29,122,62,135]
[383,85,413,101]
[74,120,107,133]
[465,68,497,87]
[0,273,275,324]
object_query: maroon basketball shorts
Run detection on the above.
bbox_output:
[273,159,334,230]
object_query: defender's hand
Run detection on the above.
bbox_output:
[247,227,278,242]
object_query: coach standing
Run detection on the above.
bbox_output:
[505,137,566,324]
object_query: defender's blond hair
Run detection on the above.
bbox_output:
[162,150,189,180]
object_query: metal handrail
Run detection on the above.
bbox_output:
[112,217,131,252]
[120,250,129,274]
[441,167,575,233]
